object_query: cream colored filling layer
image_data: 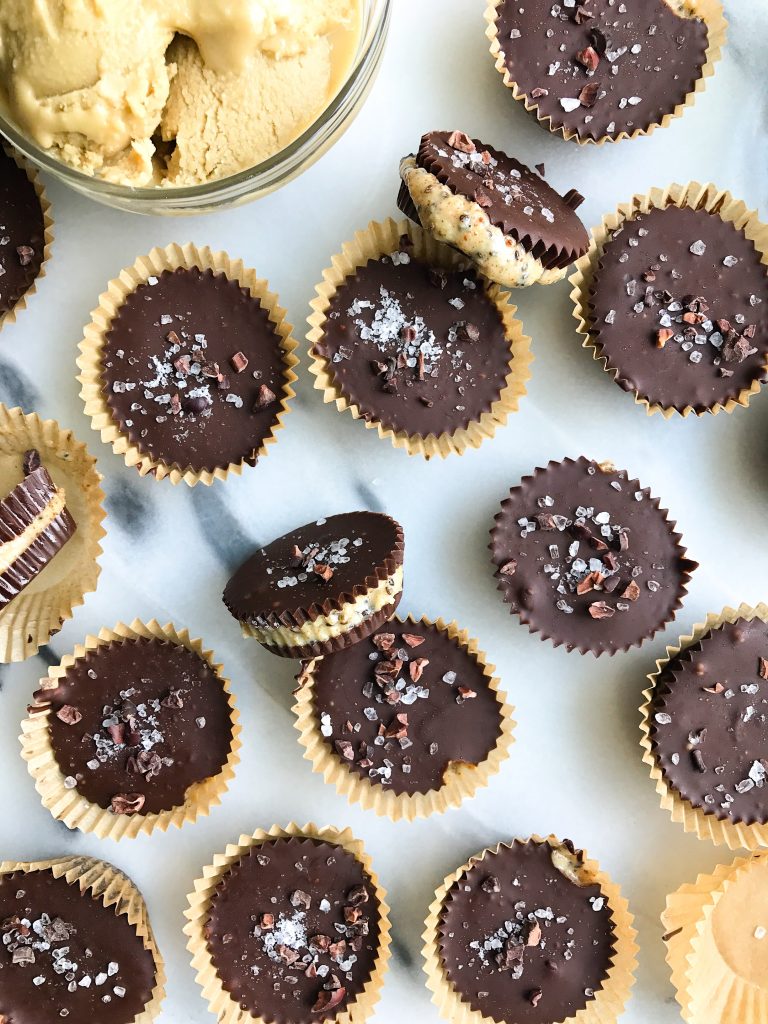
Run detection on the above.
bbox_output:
[242,567,403,648]
[0,489,66,575]
[400,158,566,288]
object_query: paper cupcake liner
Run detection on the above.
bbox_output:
[20,618,241,839]
[307,217,532,459]
[641,602,768,850]
[293,613,516,821]
[662,853,768,1023]
[489,456,698,657]
[184,822,391,1024]
[0,143,54,330]
[0,405,105,663]
[77,243,299,486]
[484,0,727,146]
[423,834,638,1024]
[0,854,166,1022]
[570,182,768,417]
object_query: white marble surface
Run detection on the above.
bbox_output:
[2,2,768,1021]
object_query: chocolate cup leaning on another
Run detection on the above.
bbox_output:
[641,603,768,851]
[571,182,768,418]
[307,217,532,458]
[485,0,726,146]
[21,618,241,840]
[223,511,404,659]
[0,143,53,330]
[423,834,637,1024]
[0,405,105,663]
[184,822,391,1024]
[0,855,165,1024]
[77,243,298,486]
[490,456,697,656]
[663,853,768,1024]
[294,613,515,821]
[398,130,588,287]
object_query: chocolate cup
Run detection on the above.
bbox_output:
[184,822,391,1024]
[640,603,768,851]
[293,613,515,821]
[484,0,727,146]
[21,618,241,840]
[423,834,637,1024]
[570,182,768,418]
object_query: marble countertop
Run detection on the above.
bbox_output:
[2,2,768,1021]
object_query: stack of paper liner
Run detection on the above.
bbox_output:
[20,618,241,840]
[184,822,391,1024]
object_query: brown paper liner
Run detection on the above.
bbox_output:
[293,613,516,820]
[662,853,768,1023]
[307,218,532,459]
[0,855,166,1021]
[0,143,54,330]
[184,822,391,1024]
[490,456,698,657]
[569,182,768,418]
[20,618,241,839]
[77,243,299,486]
[423,834,638,1024]
[0,405,105,663]
[485,0,727,146]
[641,603,768,850]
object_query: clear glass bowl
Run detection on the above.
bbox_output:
[0,0,391,216]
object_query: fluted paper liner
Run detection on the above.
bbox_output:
[20,618,241,839]
[294,613,515,821]
[423,834,638,1024]
[570,182,768,417]
[0,855,165,1022]
[489,456,698,657]
[485,0,726,146]
[662,853,768,1023]
[0,143,54,329]
[641,603,768,850]
[0,405,105,663]
[77,242,299,486]
[184,822,391,1024]
[307,218,532,459]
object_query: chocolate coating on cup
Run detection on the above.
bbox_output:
[0,867,157,1024]
[588,205,768,412]
[439,839,615,1023]
[40,636,233,816]
[490,457,695,655]
[224,512,403,628]
[205,837,381,1023]
[102,267,288,473]
[406,131,587,270]
[315,251,512,437]
[309,618,503,795]
[495,0,709,141]
[0,452,76,609]
[0,148,45,318]
[651,617,768,827]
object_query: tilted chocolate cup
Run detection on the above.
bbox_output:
[0,854,166,1022]
[77,242,299,485]
[0,405,105,663]
[484,0,726,146]
[570,182,768,418]
[184,822,391,1024]
[307,217,532,459]
[663,853,768,1024]
[293,613,516,821]
[641,602,768,850]
[423,834,637,1024]
[21,618,241,839]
